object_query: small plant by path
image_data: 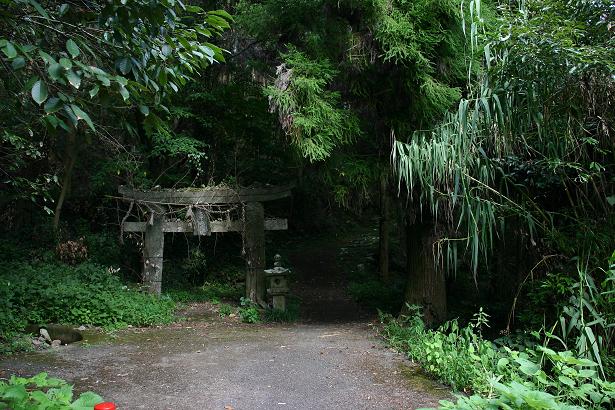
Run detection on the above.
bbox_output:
[0,372,104,409]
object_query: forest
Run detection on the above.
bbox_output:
[0,0,614,409]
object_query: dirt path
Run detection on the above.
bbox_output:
[0,237,451,409]
[289,237,369,323]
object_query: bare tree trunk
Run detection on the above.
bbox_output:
[52,131,77,231]
[403,216,446,326]
[379,172,390,282]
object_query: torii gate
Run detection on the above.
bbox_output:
[118,184,292,302]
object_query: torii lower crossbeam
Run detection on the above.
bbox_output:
[123,212,287,296]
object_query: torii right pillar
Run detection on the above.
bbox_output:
[244,202,266,303]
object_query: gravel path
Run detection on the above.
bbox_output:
[0,234,452,409]
[0,318,450,409]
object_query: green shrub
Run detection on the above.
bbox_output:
[0,372,104,409]
[83,231,123,266]
[348,278,404,314]
[218,303,233,317]
[0,261,175,342]
[239,297,261,323]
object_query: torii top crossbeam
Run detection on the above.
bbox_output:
[118,184,294,205]
[118,184,293,300]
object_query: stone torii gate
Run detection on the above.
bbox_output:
[118,184,292,302]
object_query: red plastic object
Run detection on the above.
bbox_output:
[94,403,116,410]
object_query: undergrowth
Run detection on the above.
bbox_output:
[238,297,261,323]
[264,297,301,323]
[166,281,242,303]
[346,259,404,314]
[0,261,175,353]
[381,306,614,409]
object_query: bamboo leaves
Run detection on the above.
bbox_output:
[393,0,614,279]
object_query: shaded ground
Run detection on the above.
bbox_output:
[1,235,451,409]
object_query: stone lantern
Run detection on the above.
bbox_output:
[264,254,290,311]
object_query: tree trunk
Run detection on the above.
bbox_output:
[404,216,447,326]
[378,172,390,282]
[52,131,77,231]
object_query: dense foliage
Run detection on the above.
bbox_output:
[0,0,231,227]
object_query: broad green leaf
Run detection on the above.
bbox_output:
[206,14,231,29]
[59,3,69,15]
[119,85,129,101]
[44,97,62,113]
[185,5,203,12]
[31,80,48,105]
[115,76,128,86]
[59,58,72,69]
[70,104,95,131]
[89,86,100,98]
[30,372,50,387]
[28,0,49,19]
[70,392,104,409]
[208,9,233,20]
[66,39,80,58]
[515,357,540,376]
[48,63,64,80]
[161,44,173,57]
[11,56,25,70]
[66,70,81,89]
[558,375,575,387]
[139,105,150,116]
[496,358,509,370]
[2,41,17,58]
[117,57,132,75]
[97,75,111,87]
[30,390,50,404]
[3,385,27,401]
[38,50,56,65]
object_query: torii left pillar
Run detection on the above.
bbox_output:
[143,214,164,294]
